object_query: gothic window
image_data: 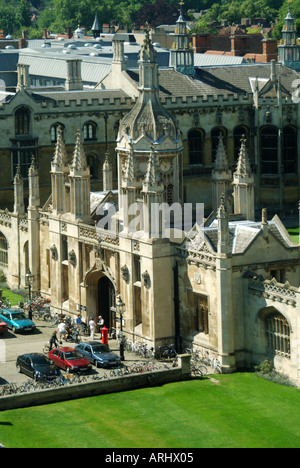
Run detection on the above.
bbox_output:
[187,291,209,335]
[11,139,38,179]
[282,125,297,174]
[233,126,249,161]
[266,312,290,358]
[188,128,204,165]
[83,122,97,141]
[15,107,30,135]
[50,123,65,143]
[211,127,227,163]
[260,126,278,175]
[0,232,8,267]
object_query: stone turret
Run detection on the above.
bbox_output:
[212,133,232,213]
[232,136,255,221]
[69,130,90,222]
[13,165,25,215]
[103,151,113,191]
[116,26,183,218]
[51,126,69,215]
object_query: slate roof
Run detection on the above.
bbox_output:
[126,63,300,99]
[185,216,298,256]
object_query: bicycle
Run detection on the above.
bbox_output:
[110,368,124,378]
[212,358,222,374]
[0,382,18,396]
[191,364,206,378]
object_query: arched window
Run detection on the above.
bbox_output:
[50,123,65,143]
[188,128,204,165]
[233,126,249,161]
[283,125,297,174]
[260,126,278,175]
[266,312,290,358]
[211,127,227,163]
[15,107,30,135]
[83,122,97,141]
[0,232,8,267]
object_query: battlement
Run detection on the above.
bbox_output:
[161,93,251,108]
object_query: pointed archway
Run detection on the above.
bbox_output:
[84,267,117,333]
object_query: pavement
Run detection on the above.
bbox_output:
[0,318,156,386]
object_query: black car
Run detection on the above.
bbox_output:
[16,353,61,381]
[75,341,121,368]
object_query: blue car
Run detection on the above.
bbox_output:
[0,309,36,333]
[75,341,121,368]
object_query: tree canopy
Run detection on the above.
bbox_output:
[0,0,299,40]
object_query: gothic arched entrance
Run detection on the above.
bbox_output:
[85,269,116,333]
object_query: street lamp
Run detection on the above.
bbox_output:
[116,294,125,361]
[25,269,33,321]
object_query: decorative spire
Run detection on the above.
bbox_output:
[144,145,162,188]
[14,164,23,183]
[71,130,87,172]
[28,155,38,177]
[235,135,252,176]
[52,126,68,170]
[123,140,138,184]
[214,133,229,172]
[217,194,227,219]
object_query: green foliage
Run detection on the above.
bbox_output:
[255,360,294,387]
[0,269,6,283]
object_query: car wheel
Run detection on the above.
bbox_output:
[94,360,99,368]
[66,367,71,373]
[16,364,21,373]
[12,327,17,333]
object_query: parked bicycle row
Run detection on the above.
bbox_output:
[0,359,179,396]
[123,338,178,361]
[182,346,222,374]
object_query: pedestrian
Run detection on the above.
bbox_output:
[57,320,66,343]
[98,315,104,331]
[89,317,96,340]
[49,330,59,350]
[75,313,82,332]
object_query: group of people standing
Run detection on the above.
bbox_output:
[88,315,104,340]
[49,314,105,350]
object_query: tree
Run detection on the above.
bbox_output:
[0,5,16,34]
[16,0,32,28]
[134,0,181,28]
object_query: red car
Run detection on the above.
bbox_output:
[0,321,8,335]
[48,347,92,373]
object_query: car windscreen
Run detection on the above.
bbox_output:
[92,345,110,353]
[64,351,84,360]
[32,356,52,366]
[12,313,27,321]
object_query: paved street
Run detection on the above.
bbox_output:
[0,318,155,386]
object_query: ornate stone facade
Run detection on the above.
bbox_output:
[0,21,299,387]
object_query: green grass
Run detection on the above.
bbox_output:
[0,373,300,448]
[1,288,25,306]
[287,226,300,243]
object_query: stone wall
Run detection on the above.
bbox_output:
[0,356,191,411]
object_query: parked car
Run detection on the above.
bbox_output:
[48,347,92,373]
[16,353,61,381]
[0,321,8,335]
[0,309,35,333]
[75,341,121,368]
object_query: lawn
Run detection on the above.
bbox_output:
[1,288,25,307]
[287,226,300,243]
[0,373,299,449]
